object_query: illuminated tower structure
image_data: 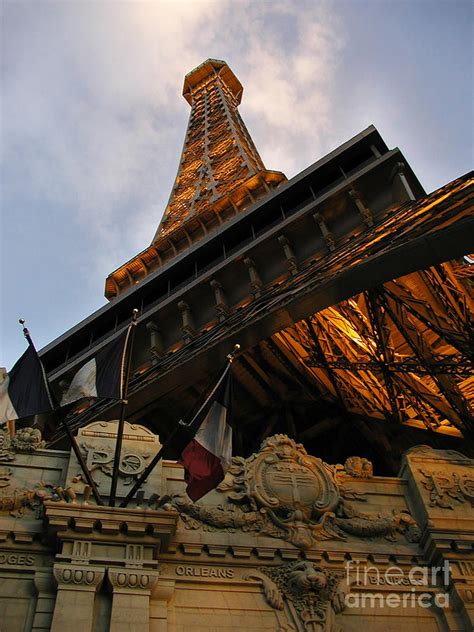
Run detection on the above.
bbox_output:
[42,59,473,471]
[105,59,285,299]
[1,58,473,632]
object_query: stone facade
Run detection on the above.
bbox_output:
[0,424,472,632]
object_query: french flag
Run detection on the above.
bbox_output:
[180,366,232,502]
[0,344,55,424]
[60,329,130,406]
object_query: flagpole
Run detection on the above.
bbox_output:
[109,309,139,507]
[119,344,240,509]
[18,319,105,506]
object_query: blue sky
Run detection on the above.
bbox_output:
[1,0,472,369]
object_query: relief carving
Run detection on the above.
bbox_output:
[0,427,45,462]
[419,469,474,509]
[0,429,14,462]
[246,561,348,632]
[72,443,150,487]
[108,568,159,592]
[336,456,373,479]
[164,434,420,549]
[0,468,12,488]
[11,427,45,452]
[54,563,105,590]
[0,479,75,518]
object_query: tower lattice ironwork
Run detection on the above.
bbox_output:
[105,59,285,299]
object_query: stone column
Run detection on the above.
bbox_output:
[51,563,105,632]
[109,568,159,632]
[150,579,175,632]
[32,570,56,632]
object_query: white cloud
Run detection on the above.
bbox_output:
[2,1,344,267]
[1,0,344,365]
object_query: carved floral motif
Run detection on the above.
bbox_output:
[165,434,420,549]
[11,427,45,452]
[339,456,373,479]
[0,427,45,462]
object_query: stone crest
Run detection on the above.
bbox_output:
[165,434,420,549]
[235,434,340,519]
[66,420,162,500]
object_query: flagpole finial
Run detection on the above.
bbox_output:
[18,318,29,338]
[132,308,139,323]
[227,343,241,363]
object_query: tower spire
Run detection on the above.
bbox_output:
[105,59,285,299]
[154,58,284,241]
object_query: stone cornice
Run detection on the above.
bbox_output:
[44,503,178,551]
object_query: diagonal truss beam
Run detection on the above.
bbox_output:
[378,288,473,434]
[364,290,402,423]
[304,318,347,412]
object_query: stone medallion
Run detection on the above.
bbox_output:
[245,434,340,518]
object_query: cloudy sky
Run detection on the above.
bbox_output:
[1,0,472,369]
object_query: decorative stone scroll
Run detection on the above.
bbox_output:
[246,560,348,632]
[164,434,420,549]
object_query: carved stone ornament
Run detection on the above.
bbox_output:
[108,568,159,592]
[0,479,70,518]
[0,467,12,488]
[54,563,105,591]
[67,421,161,497]
[419,469,474,509]
[75,442,150,485]
[340,456,373,479]
[245,561,348,632]
[0,429,15,462]
[166,434,420,549]
[0,427,45,461]
[11,427,45,452]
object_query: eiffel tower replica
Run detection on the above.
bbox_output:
[42,58,473,473]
